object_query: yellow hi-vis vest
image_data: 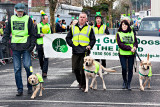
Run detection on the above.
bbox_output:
[118,31,135,55]
[93,24,106,35]
[37,22,51,45]
[11,15,29,43]
[72,25,91,46]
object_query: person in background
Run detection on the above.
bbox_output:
[2,3,36,96]
[56,14,60,23]
[66,12,96,91]
[56,19,62,33]
[116,20,138,90]
[62,19,67,32]
[35,12,53,78]
[93,12,110,68]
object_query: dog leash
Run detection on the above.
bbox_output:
[135,51,142,62]
[85,49,90,56]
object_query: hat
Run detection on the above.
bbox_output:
[95,12,102,18]
[14,3,25,11]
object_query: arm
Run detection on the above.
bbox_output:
[35,25,41,38]
[105,27,110,35]
[89,28,96,49]
[66,28,74,47]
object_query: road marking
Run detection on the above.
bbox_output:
[109,66,121,69]
[0,100,160,106]
[52,59,71,64]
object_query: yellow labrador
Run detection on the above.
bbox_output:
[83,56,116,93]
[28,73,45,99]
[139,54,152,91]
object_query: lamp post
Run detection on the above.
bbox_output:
[28,0,32,16]
[136,0,137,12]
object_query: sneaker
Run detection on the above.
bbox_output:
[16,92,23,96]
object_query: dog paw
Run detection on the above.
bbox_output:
[90,86,93,89]
[39,94,42,96]
[31,96,35,99]
[84,90,88,93]
[140,87,144,91]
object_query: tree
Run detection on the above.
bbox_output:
[97,0,116,28]
[48,0,59,33]
[120,0,132,15]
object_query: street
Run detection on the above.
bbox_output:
[0,58,160,107]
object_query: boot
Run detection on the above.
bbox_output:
[122,82,127,89]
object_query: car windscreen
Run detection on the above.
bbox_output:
[139,20,160,31]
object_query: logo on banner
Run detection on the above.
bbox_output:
[52,38,68,53]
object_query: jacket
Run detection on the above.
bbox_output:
[66,23,96,54]
[2,13,36,51]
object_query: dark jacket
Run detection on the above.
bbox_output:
[35,23,53,50]
[2,13,36,51]
[117,30,138,56]
[66,23,96,54]
[56,22,62,33]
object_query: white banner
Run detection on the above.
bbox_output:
[43,34,160,62]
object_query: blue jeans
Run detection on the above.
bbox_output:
[13,50,32,93]
[119,55,134,84]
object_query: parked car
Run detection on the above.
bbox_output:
[136,17,160,36]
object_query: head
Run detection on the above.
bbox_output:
[78,12,87,26]
[14,3,25,17]
[42,15,48,24]
[96,16,102,25]
[84,56,94,66]
[57,14,60,18]
[28,74,39,85]
[140,54,151,70]
[62,19,65,24]
[118,20,131,32]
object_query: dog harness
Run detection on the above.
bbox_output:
[32,74,44,86]
[139,66,152,77]
[84,61,99,74]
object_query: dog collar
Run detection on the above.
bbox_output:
[84,69,96,74]
[32,82,39,86]
[139,72,148,77]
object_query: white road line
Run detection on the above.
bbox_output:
[109,66,121,69]
[70,80,79,87]
[0,100,160,106]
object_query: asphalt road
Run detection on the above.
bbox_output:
[0,58,160,107]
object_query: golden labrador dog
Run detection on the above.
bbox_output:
[139,54,152,91]
[83,56,116,93]
[28,73,45,99]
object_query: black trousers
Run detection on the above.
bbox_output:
[95,59,106,67]
[119,55,134,84]
[38,49,49,73]
[72,53,86,88]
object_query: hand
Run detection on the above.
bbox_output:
[131,47,136,53]
[86,46,91,50]
[133,47,136,51]
[40,34,45,37]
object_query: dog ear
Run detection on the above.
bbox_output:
[147,53,149,61]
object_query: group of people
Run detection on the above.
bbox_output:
[66,12,138,91]
[2,2,138,96]
[55,14,67,33]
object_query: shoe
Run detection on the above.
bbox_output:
[127,83,132,90]
[16,92,23,96]
[42,73,47,78]
[122,82,127,89]
[28,89,33,94]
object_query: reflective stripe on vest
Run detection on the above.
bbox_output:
[93,24,106,35]
[11,15,29,43]
[37,22,51,45]
[118,31,135,55]
[72,25,91,46]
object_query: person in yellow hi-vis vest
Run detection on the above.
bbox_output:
[66,12,96,91]
[93,12,110,68]
[116,20,138,90]
[2,3,36,96]
[35,11,53,78]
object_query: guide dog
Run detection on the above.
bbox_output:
[28,73,45,99]
[83,56,116,93]
[139,54,152,91]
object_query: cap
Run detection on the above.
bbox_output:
[14,3,25,12]
[95,12,102,18]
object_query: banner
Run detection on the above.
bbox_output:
[43,34,160,62]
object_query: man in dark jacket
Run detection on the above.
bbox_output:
[56,19,62,33]
[66,12,96,91]
[2,3,36,96]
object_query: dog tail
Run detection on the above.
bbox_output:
[101,65,116,72]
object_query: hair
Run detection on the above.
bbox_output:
[118,20,131,33]
[79,12,87,18]
[57,14,60,17]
